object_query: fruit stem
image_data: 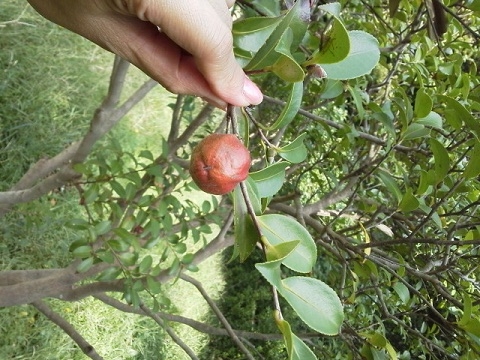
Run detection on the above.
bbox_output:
[226,104,239,136]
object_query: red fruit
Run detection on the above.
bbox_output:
[189,134,251,195]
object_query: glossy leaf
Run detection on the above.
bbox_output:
[318,31,380,80]
[233,17,281,53]
[233,183,260,262]
[249,162,289,198]
[378,170,402,204]
[77,257,94,273]
[281,276,344,335]
[245,0,308,71]
[305,3,349,65]
[277,133,308,163]
[72,245,92,259]
[265,240,300,262]
[267,81,303,131]
[270,28,305,82]
[393,282,410,304]
[257,214,317,273]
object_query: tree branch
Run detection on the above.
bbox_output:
[32,300,104,360]
[140,303,199,360]
[180,273,256,360]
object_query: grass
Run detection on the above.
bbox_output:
[0,1,227,359]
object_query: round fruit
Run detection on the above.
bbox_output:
[189,134,251,195]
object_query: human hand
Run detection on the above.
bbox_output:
[27,0,263,109]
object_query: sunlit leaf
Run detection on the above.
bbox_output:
[277,133,308,163]
[318,31,380,80]
[305,3,350,65]
[245,0,308,71]
[257,214,316,273]
[249,162,289,198]
[267,81,303,130]
[281,276,344,335]
[270,28,305,82]
[233,183,260,262]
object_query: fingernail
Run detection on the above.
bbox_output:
[243,76,263,105]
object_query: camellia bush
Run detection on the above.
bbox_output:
[1,0,479,359]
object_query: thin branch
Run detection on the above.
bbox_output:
[140,303,199,360]
[94,293,320,341]
[32,300,104,360]
[263,95,426,154]
[180,273,256,360]
[168,103,215,155]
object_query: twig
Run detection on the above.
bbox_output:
[94,293,319,341]
[140,303,199,360]
[180,273,256,360]
[32,300,104,360]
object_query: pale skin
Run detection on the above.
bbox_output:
[26,0,263,109]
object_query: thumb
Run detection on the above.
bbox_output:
[196,37,263,107]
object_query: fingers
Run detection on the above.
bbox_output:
[136,0,263,107]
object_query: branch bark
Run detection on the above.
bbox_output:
[33,300,104,360]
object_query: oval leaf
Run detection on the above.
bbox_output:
[249,162,289,198]
[277,133,308,163]
[267,81,303,131]
[319,30,380,80]
[257,214,317,273]
[281,276,344,335]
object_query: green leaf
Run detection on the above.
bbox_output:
[458,294,473,327]
[430,138,450,181]
[378,170,402,204]
[265,240,300,262]
[267,81,303,131]
[245,0,308,71]
[251,0,281,16]
[97,266,122,281]
[281,276,344,335]
[416,111,443,130]
[414,88,433,118]
[72,245,92,259]
[110,180,126,197]
[305,3,350,65]
[257,214,317,273]
[276,313,318,360]
[77,257,94,273]
[233,183,260,262]
[464,139,480,179]
[277,133,308,163]
[318,31,380,80]
[249,162,289,198]
[119,252,138,267]
[403,123,430,140]
[438,95,480,140]
[270,28,305,82]
[139,255,153,274]
[94,220,111,236]
[291,333,318,360]
[233,16,282,53]
[146,275,163,294]
[275,312,294,359]
[393,282,410,304]
[398,188,420,212]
